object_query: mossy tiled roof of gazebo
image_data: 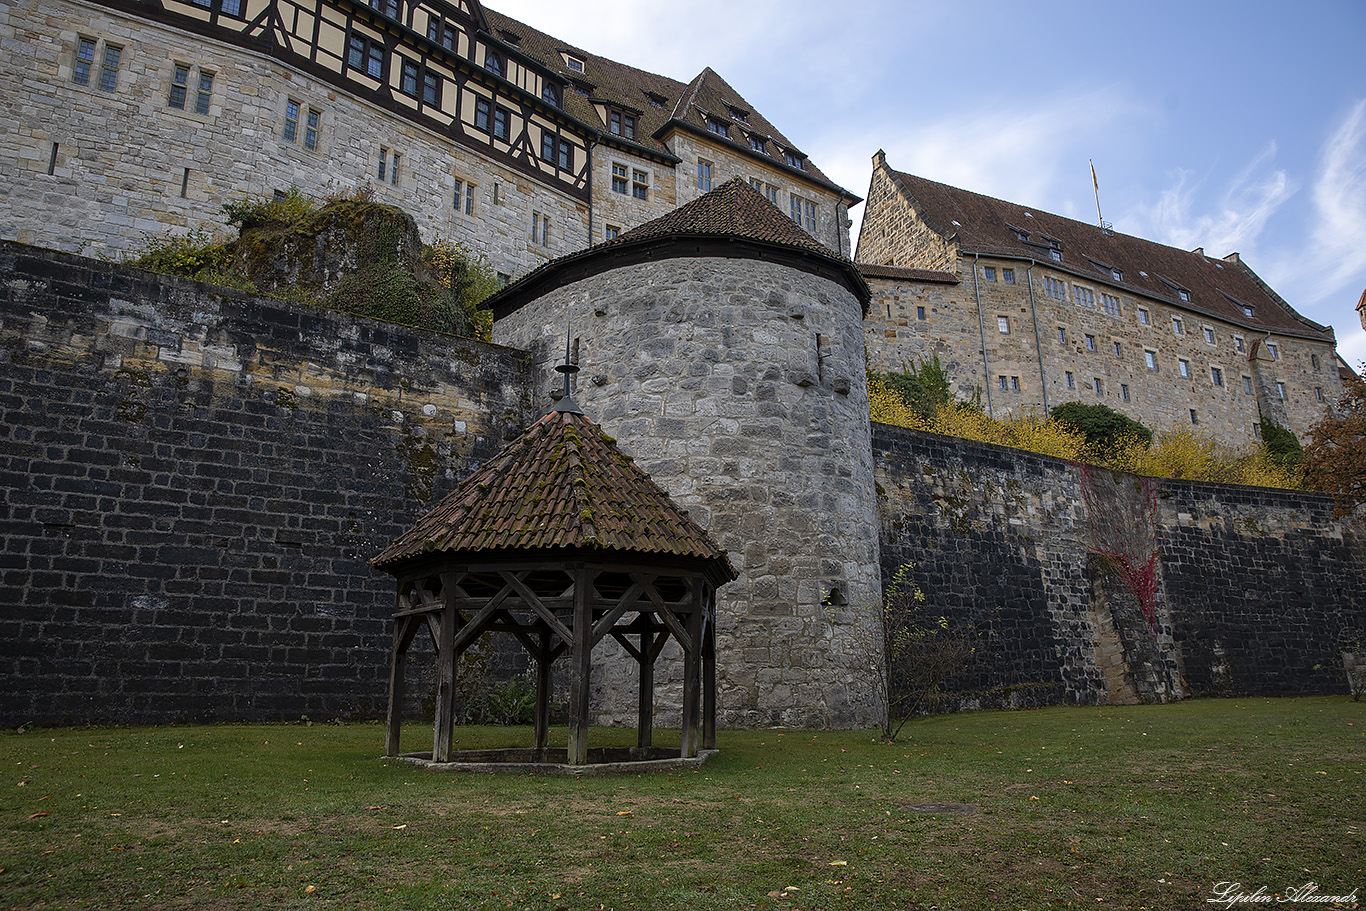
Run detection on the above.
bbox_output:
[372,408,736,581]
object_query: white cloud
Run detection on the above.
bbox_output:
[1302,100,1366,304]
[1122,144,1294,260]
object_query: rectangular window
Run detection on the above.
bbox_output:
[1235,335,1245,353]
[73,37,96,86]
[1178,359,1190,378]
[170,63,190,109]
[1267,343,1279,360]
[997,316,1010,334]
[1065,371,1075,389]
[765,184,778,205]
[1277,381,1286,400]
[221,0,244,14]
[631,169,649,200]
[1254,421,1262,440]
[608,109,637,140]
[999,376,1009,391]
[1044,276,1067,300]
[1085,334,1095,351]
[1011,376,1021,391]
[1190,409,1199,424]
[1311,354,1320,370]
[557,140,571,170]
[304,108,319,151]
[492,106,509,140]
[475,98,491,132]
[1138,307,1150,325]
[1172,316,1184,335]
[531,212,549,246]
[389,151,400,185]
[1057,327,1066,343]
[1315,386,1324,402]
[785,152,805,170]
[1178,288,1191,302]
[984,266,996,282]
[1094,378,1104,396]
[1002,268,1015,284]
[611,162,628,194]
[698,159,712,192]
[1072,286,1094,308]
[98,45,122,92]
[378,148,387,182]
[194,70,213,115]
[370,0,399,15]
[1211,366,1224,387]
[605,224,620,240]
[1203,326,1215,344]
[1113,341,1122,359]
[1145,350,1157,370]
[541,133,556,162]
[1101,293,1121,316]
[1243,376,1253,394]
[283,98,300,141]
[916,306,926,320]
[790,194,802,224]
[453,179,474,215]
[348,35,384,79]
[803,200,817,232]
[423,72,440,106]
[1121,383,1130,402]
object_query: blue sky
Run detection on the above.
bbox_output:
[491,0,1366,370]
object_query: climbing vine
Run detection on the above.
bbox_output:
[1078,463,1160,632]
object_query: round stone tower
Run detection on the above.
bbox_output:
[488,179,880,728]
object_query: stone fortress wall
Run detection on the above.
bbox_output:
[3,242,1361,727]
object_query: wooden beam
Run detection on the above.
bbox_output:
[534,629,551,756]
[504,571,575,643]
[567,566,592,765]
[680,580,705,759]
[590,578,648,646]
[385,611,419,756]
[637,627,656,748]
[433,574,459,762]
[702,587,717,751]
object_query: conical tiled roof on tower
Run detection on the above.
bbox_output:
[372,407,736,584]
[484,178,870,319]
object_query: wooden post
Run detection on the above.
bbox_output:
[432,578,458,762]
[567,567,592,765]
[534,628,551,756]
[637,626,654,748]
[702,588,717,751]
[680,581,704,758]
[385,613,408,757]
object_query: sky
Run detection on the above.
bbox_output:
[488,0,1366,371]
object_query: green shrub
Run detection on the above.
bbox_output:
[1050,401,1154,450]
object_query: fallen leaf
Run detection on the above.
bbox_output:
[27,811,50,819]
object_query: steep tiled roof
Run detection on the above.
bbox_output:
[857,263,959,285]
[480,8,852,197]
[885,167,1334,343]
[373,408,736,581]
[610,177,833,255]
[483,178,870,317]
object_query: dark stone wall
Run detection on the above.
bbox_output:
[0,242,534,726]
[873,422,1366,707]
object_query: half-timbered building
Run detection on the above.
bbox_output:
[1,0,859,279]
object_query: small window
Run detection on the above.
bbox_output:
[453,179,475,215]
[997,316,1010,334]
[564,54,585,73]
[999,376,1009,390]
[1044,276,1067,301]
[697,159,713,192]
[1235,336,1245,353]
[1002,268,1015,284]
[557,139,572,170]
[984,266,996,282]
[1050,249,1062,263]
[749,135,765,152]
[423,72,441,106]
[1085,334,1095,351]
[73,37,97,86]
[1203,326,1215,344]
[542,83,561,107]
[1145,350,1157,370]
[1178,288,1191,302]
[1011,376,1021,391]
[1178,359,1190,379]
[98,44,122,92]
[1277,381,1286,400]
[631,168,649,200]
[484,52,503,77]
[377,148,387,182]
[1311,354,1320,370]
[1242,304,1255,318]
[283,99,300,141]
[1111,267,1123,281]
[541,133,555,163]
[1113,341,1122,359]
[169,63,190,109]
[604,224,620,240]
[707,118,730,138]
[531,212,549,247]
[1242,376,1253,394]
[1065,371,1075,389]
[1190,409,1199,424]
[611,162,627,194]
[916,306,926,321]
[376,149,400,185]
[1120,383,1130,402]
[1211,367,1224,387]
[1253,421,1262,440]
[193,70,214,114]
[348,35,384,79]
[1172,316,1184,335]
[1315,386,1324,403]
[1138,307,1150,326]
[369,0,399,16]
[1101,293,1122,316]
[1267,343,1279,360]
[475,97,490,131]
[608,108,637,140]
[803,200,817,232]
[784,151,805,170]
[493,106,509,140]
[1094,378,1104,396]
[400,60,419,96]
[1057,327,1066,343]
[1072,286,1095,308]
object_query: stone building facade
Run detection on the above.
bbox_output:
[857,152,1344,446]
[489,181,883,728]
[0,0,857,281]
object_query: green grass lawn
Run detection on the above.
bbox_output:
[1,698,1361,911]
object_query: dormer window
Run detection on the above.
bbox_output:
[1047,239,1062,262]
[563,53,585,73]
[784,151,805,170]
[644,90,666,107]
[1111,267,1122,281]
[1242,304,1254,318]
[484,52,503,77]
[608,107,636,140]
[497,29,521,46]
[706,117,730,138]
[1178,288,1191,302]
[726,104,749,123]
[749,135,765,153]
[1009,224,1030,242]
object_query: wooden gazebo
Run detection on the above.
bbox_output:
[372,396,736,765]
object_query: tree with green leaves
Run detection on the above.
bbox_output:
[871,356,956,422]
